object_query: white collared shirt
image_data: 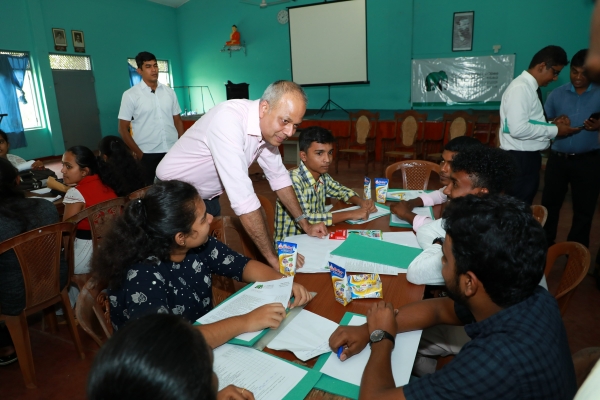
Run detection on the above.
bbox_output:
[499,71,558,151]
[118,80,181,153]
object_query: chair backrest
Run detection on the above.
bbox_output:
[443,111,477,141]
[349,110,379,145]
[385,160,441,190]
[394,110,428,148]
[0,222,75,313]
[257,194,275,241]
[75,276,112,346]
[531,205,548,227]
[544,242,590,316]
[127,185,152,201]
[487,114,501,146]
[67,197,127,248]
[209,216,256,306]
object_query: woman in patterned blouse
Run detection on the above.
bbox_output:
[91,180,312,349]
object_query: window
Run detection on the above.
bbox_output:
[128,58,171,86]
[49,54,92,70]
[0,51,42,129]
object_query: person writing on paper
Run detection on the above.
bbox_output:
[331,195,577,400]
[274,126,377,243]
[91,180,312,348]
[156,81,328,271]
[0,130,44,170]
[390,136,482,232]
[88,314,254,400]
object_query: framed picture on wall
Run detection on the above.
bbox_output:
[52,28,67,51]
[72,30,85,53]
[452,11,474,52]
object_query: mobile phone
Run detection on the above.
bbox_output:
[576,111,600,129]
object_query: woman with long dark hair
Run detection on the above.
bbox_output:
[98,135,145,196]
[92,180,311,349]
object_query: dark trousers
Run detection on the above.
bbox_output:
[541,150,600,247]
[139,152,166,186]
[506,150,542,206]
[204,196,221,217]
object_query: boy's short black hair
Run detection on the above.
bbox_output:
[450,146,516,195]
[443,136,483,153]
[299,126,335,152]
[571,49,588,68]
[135,52,157,69]
[528,45,569,69]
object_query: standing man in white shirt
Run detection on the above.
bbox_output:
[500,45,578,205]
[156,80,328,270]
[118,51,184,185]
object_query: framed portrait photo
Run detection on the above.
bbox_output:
[72,30,85,53]
[452,11,474,52]
[52,28,67,51]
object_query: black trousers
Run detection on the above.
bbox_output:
[139,152,166,186]
[506,150,542,206]
[541,150,600,247]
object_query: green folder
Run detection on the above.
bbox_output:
[330,233,423,269]
[265,352,323,400]
[313,312,365,399]
[194,282,282,347]
[389,206,435,228]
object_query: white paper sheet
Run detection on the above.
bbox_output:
[390,207,433,225]
[16,160,35,172]
[332,204,390,224]
[267,309,339,361]
[329,255,401,275]
[319,315,421,387]
[284,234,342,273]
[386,190,425,201]
[213,344,306,400]
[197,277,294,341]
[29,195,62,202]
[30,188,51,194]
[382,232,421,249]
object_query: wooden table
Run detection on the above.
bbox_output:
[263,201,429,399]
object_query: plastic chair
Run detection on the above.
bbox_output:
[381,110,428,175]
[209,216,256,306]
[425,111,477,162]
[336,110,379,175]
[257,194,275,241]
[66,197,127,290]
[531,205,548,227]
[544,242,590,316]
[0,222,84,388]
[75,277,112,347]
[385,160,441,190]
[127,185,152,201]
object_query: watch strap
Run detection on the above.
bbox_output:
[370,330,395,348]
[294,213,307,223]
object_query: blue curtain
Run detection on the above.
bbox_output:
[128,64,142,87]
[0,54,27,149]
[7,55,29,104]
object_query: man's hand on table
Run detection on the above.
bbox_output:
[350,207,371,221]
[31,160,44,170]
[304,221,328,238]
[329,324,370,361]
[390,201,415,221]
[360,198,378,213]
[367,301,398,339]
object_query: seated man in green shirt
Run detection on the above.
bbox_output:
[274,126,377,243]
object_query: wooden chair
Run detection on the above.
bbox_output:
[381,110,428,175]
[75,277,112,347]
[66,197,127,290]
[127,185,152,201]
[385,160,441,190]
[543,242,590,316]
[425,111,478,162]
[209,216,256,306]
[0,222,84,388]
[336,110,379,174]
[483,114,501,146]
[531,205,548,227]
[257,194,275,241]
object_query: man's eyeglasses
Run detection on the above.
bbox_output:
[549,66,561,77]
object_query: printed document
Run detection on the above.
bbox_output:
[332,204,390,224]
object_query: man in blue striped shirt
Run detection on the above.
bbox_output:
[542,49,600,248]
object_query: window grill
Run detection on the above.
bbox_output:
[49,54,92,70]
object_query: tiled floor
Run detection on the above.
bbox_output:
[2,161,599,398]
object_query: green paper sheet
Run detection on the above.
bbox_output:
[389,206,435,228]
[330,233,423,269]
[266,352,323,400]
[313,312,364,399]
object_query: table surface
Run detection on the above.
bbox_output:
[262,199,431,399]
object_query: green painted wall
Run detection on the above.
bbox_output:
[3,0,182,159]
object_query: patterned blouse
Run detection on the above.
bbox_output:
[108,236,249,330]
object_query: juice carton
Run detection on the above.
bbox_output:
[277,241,298,276]
[374,178,389,204]
[329,262,352,306]
[364,177,372,200]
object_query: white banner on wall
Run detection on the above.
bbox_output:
[411,55,515,106]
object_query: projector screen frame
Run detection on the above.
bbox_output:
[287,0,370,87]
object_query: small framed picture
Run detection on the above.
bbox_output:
[72,30,85,53]
[52,28,67,51]
[452,11,474,52]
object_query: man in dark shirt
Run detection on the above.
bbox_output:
[542,49,600,248]
[330,195,576,400]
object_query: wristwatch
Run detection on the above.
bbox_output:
[295,213,307,223]
[369,329,395,348]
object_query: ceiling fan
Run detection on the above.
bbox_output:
[240,0,293,8]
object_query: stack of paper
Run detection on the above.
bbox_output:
[29,187,62,202]
[332,203,390,224]
[386,189,426,202]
